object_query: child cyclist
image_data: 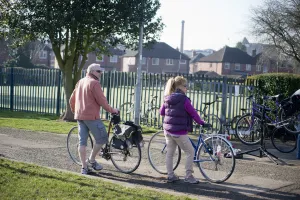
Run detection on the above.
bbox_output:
[160,76,205,184]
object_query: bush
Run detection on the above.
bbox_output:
[247,73,300,98]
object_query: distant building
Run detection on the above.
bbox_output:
[122,42,190,74]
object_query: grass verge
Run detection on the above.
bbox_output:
[0,110,158,134]
[0,158,193,200]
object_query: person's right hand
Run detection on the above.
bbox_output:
[111,108,119,114]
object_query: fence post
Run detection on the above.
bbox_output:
[105,71,111,119]
[221,76,228,123]
[10,68,14,111]
[56,70,62,116]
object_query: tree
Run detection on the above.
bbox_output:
[0,0,164,120]
[250,0,300,64]
[235,42,246,52]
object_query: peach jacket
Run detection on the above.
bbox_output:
[69,74,113,120]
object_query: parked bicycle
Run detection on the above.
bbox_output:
[67,113,142,174]
[193,95,222,134]
[235,94,298,152]
[147,124,236,183]
[119,92,160,127]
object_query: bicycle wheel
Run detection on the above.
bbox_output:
[147,130,181,174]
[109,136,141,173]
[280,109,300,134]
[196,135,235,183]
[271,127,297,153]
[235,113,262,145]
[67,126,94,165]
[231,115,241,130]
[119,102,134,122]
[204,114,222,134]
[143,106,160,127]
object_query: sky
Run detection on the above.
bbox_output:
[157,0,264,51]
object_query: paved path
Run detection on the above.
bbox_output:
[0,127,300,200]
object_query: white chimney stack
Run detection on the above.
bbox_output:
[180,20,185,53]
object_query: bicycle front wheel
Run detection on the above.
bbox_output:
[271,127,297,153]
[235,113,262,145]
[147,130,181,174]
[67,126,93,165]
[196,136,235,183]
[109,137,141,174]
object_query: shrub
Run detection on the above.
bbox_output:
[247,73,300,98]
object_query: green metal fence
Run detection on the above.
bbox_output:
[0,67,256,129]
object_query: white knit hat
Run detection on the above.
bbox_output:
[87,63,105,73]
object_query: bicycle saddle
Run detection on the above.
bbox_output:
[265,94,283,101]
[202,102,213,106]
[241,108,248,112]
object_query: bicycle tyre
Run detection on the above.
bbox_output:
[143,106,161,127]
[196,135,235,183]
[147,130,181,174]
[279,109,300,134]
[271,127,297,153]
[231,115,241,130]
[204,114,222,134]
[67,126,94,165]
[119,102,134,122]
[109,136,141,173]
[235,113,262,145]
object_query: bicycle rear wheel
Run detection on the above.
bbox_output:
[119,102,134,122]
[271,127,297,153]
[67,126,94,165]
[196,136,235,183]
[143,106,161,127]
[147,130,181,174]
[235,113,262,145]
[280,109,300,134]
[109,137,141,173]
[204,114,222,134]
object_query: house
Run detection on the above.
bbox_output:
[122,42,190,74]
[30,42,55,68]
[192,46,257,76]
[54,47,125,71]
[189,53,205,73]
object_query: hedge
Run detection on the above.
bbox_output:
[247,73,300,99]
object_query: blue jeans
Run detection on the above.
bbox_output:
[78,119,108,146]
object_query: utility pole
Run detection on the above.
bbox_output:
[134,3,144,124]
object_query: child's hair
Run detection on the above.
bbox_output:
[164,76,187,96]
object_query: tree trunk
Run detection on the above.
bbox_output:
[60,67,77,121]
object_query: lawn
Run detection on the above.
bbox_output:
[0,158,193,200]
[0,110,158,134]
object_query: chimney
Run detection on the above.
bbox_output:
[252,49,256,57]
[192,50,197,57]
[180,20,185,53]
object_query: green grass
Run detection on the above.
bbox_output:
[0,158,193,200]
[0,110,158,134]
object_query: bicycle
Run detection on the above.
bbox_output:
[119,92,160,127]
[147,125,236,183]
[193,95,222,134]
[235,94,298,147]
[67,113,142,174]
